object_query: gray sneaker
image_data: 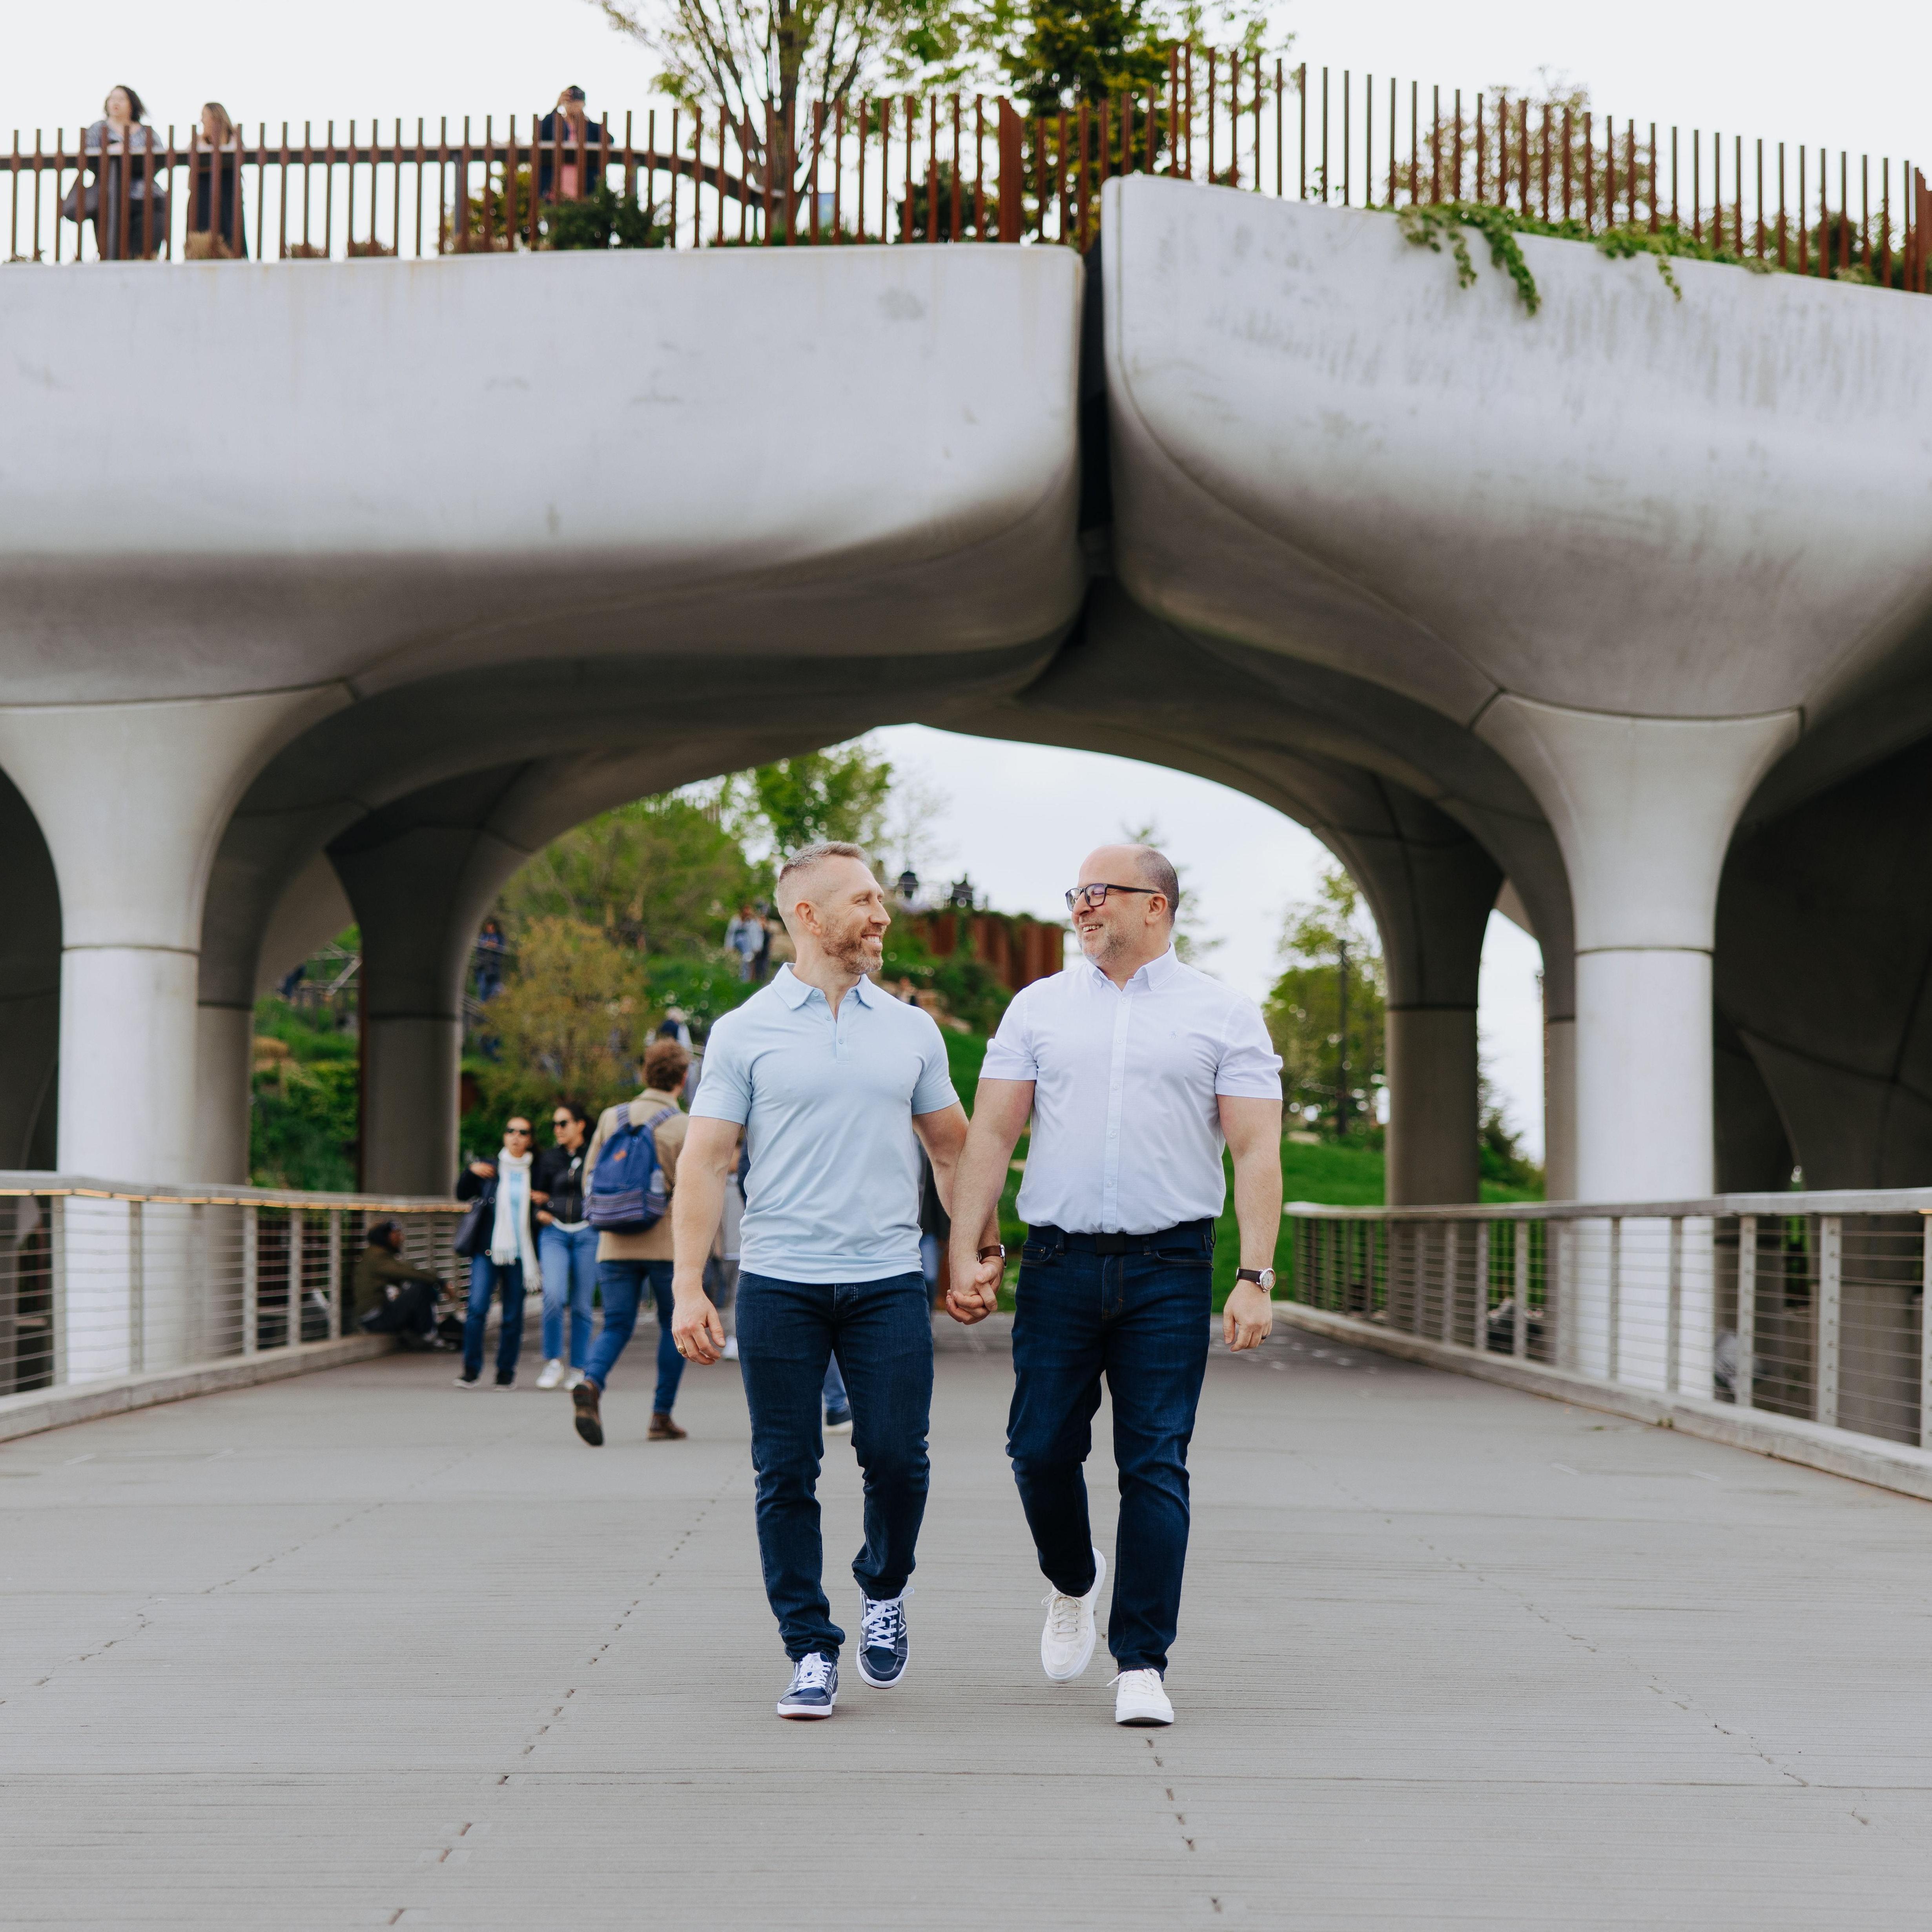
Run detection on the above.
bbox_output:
[776,1652,838,1719]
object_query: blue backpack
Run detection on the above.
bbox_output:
[587,1103,678,1234]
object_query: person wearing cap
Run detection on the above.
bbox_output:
[536,86,608,200]
[352,1219,449,1351]
[946,842,1284,1729]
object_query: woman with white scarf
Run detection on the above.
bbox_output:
[453,1116,543,1388]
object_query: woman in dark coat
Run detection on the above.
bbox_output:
[189,102,247,256]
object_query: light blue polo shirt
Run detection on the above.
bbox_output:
[691,966,958,1283]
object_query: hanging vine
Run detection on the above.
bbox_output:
[1397,202,1783,313]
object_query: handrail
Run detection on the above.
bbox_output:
[1288,1185,1932,1223]
[5,59,1923,290]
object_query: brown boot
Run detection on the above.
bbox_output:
[648,1410,687,1441]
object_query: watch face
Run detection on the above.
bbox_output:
[1258,1269,1276,1291]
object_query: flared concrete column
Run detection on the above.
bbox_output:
[0,692,342,1184]
[334,826,525,1197]
[1543,1013,1577,1201]
[1479,698,1799,1203]
[1384,1009,1480,1205]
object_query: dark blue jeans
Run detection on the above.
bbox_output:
[1008,1221,1214,1675]
[463,1256,525,1382]
[736,1270,931,1660]
[585,1259,683,1414]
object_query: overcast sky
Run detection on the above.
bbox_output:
[5,0,1925,157]
[13,0,1915,1156]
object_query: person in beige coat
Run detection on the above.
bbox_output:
[571,1037,691,1446]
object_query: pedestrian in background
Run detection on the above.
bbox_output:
[454,1117,541,1389]
[533,1099,596,1391]
[72,86,166,260]
[725,902,762,983]
[187,102,246,256]
[536,86,607,201]
[570,1038,691,1446]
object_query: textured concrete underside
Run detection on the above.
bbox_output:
[4,1321,1931,1928]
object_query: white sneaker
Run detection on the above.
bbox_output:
[563,1368,585,1390]
[535,1359,564,1390]
[1112,1668,1174,1726]
[1039,1547,1106,1681]
[722,1336,740,1361]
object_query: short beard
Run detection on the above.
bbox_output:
[1079,922,1133,971]
[825,928,881,977]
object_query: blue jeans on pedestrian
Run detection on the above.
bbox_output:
[736,1270,931,1661]
[1007,1221,1214,1675]
[538,1222,598,1368]
[585,1259,683,1414]
[463,1256,526,1382]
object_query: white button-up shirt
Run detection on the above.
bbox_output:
[982,948,1283,1235]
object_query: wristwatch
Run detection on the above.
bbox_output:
[1236,1267,1276,1292]
[978,1244,1006,1262]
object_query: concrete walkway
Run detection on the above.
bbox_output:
[5,1318,1932,1928]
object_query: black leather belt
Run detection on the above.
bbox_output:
[1027,1219,1214,1256]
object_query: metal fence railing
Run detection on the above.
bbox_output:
[1287,1191,1932,1451]
[0,1176,468,1400]
[7,57,1927,292]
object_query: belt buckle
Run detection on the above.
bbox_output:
[1094,1232,1129,1255]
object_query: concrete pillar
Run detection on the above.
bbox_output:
[1478,698,1799,1203]
[0,692,341,1184]
[1383,1009,1480,1205]
[1335,803,1500,1208]
[332,826,524,1197]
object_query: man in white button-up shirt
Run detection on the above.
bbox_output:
[948,844,1283,1727]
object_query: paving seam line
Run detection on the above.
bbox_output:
[1274,1301,1932,1506]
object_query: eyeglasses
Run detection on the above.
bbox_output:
[550,1117,572,1128]
[1064,883,1161,912]
[505,1126,531,1137]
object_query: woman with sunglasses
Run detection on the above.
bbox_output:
[453,1116,542,1389]
[532,1101,597,1390]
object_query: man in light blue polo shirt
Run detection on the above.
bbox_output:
[670,841,982,1721]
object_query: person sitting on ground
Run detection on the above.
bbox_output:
[570,1037,691,1446]
[353,1220,450,1351]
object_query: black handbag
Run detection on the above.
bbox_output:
[453,1187,493,1258]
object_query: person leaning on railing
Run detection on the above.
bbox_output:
[186,102,246,258]
[352,1219,452,1351]
[536,85,607,201]
[67,84,167,261]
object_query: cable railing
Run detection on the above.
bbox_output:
[7,59,1927,292]
[1286,1189,1932,1454]
[0,1175,468,1400]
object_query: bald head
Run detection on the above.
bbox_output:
[1079,844,1179,923]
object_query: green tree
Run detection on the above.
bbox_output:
[1266,864,1385,1136]
[472,916,652,1119]
[744,740,895,860]
[500,793,753,955]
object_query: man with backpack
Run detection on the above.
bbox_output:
[668,842,989,1721]
[569,1037,692,1446]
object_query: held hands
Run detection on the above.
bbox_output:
[1222,1279,1274,1352]
[944,1239,1001,1326]
[670,1275,726,1363]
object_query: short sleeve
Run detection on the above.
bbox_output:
[980,986,1040,1082]
[1214,996,1285,1098]
[689,1015,753,1124]
[909,1013,960,1117]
